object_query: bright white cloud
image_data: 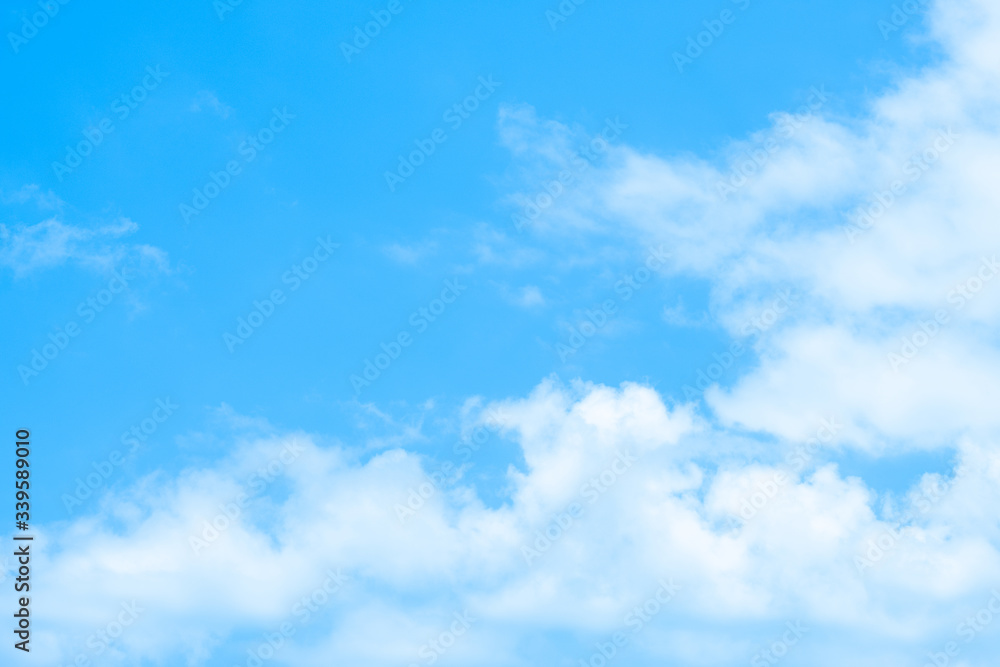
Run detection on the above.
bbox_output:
[21,379,1000,665]
[502,0,1000,449]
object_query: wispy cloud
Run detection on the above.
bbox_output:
[190,90,234,119]
[496,282,546,308]
[0,189,171,278]
[383,240,438,265]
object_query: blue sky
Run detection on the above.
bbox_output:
[4,0,1000,665]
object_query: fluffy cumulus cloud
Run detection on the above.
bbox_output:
[19,0,1000,664]
[504,0,1000,451]
[18,379,1000,666]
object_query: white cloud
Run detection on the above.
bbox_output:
[516,285,545,307]
[0,191,171,278]
[1,217,131,275]
[0,184,62,209]
[662,296,709,328]
[23,380,1000,665]
[495,282,546,308]
[383,241,438,264]
[502,0,1000,449]
[190,90,234,119]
